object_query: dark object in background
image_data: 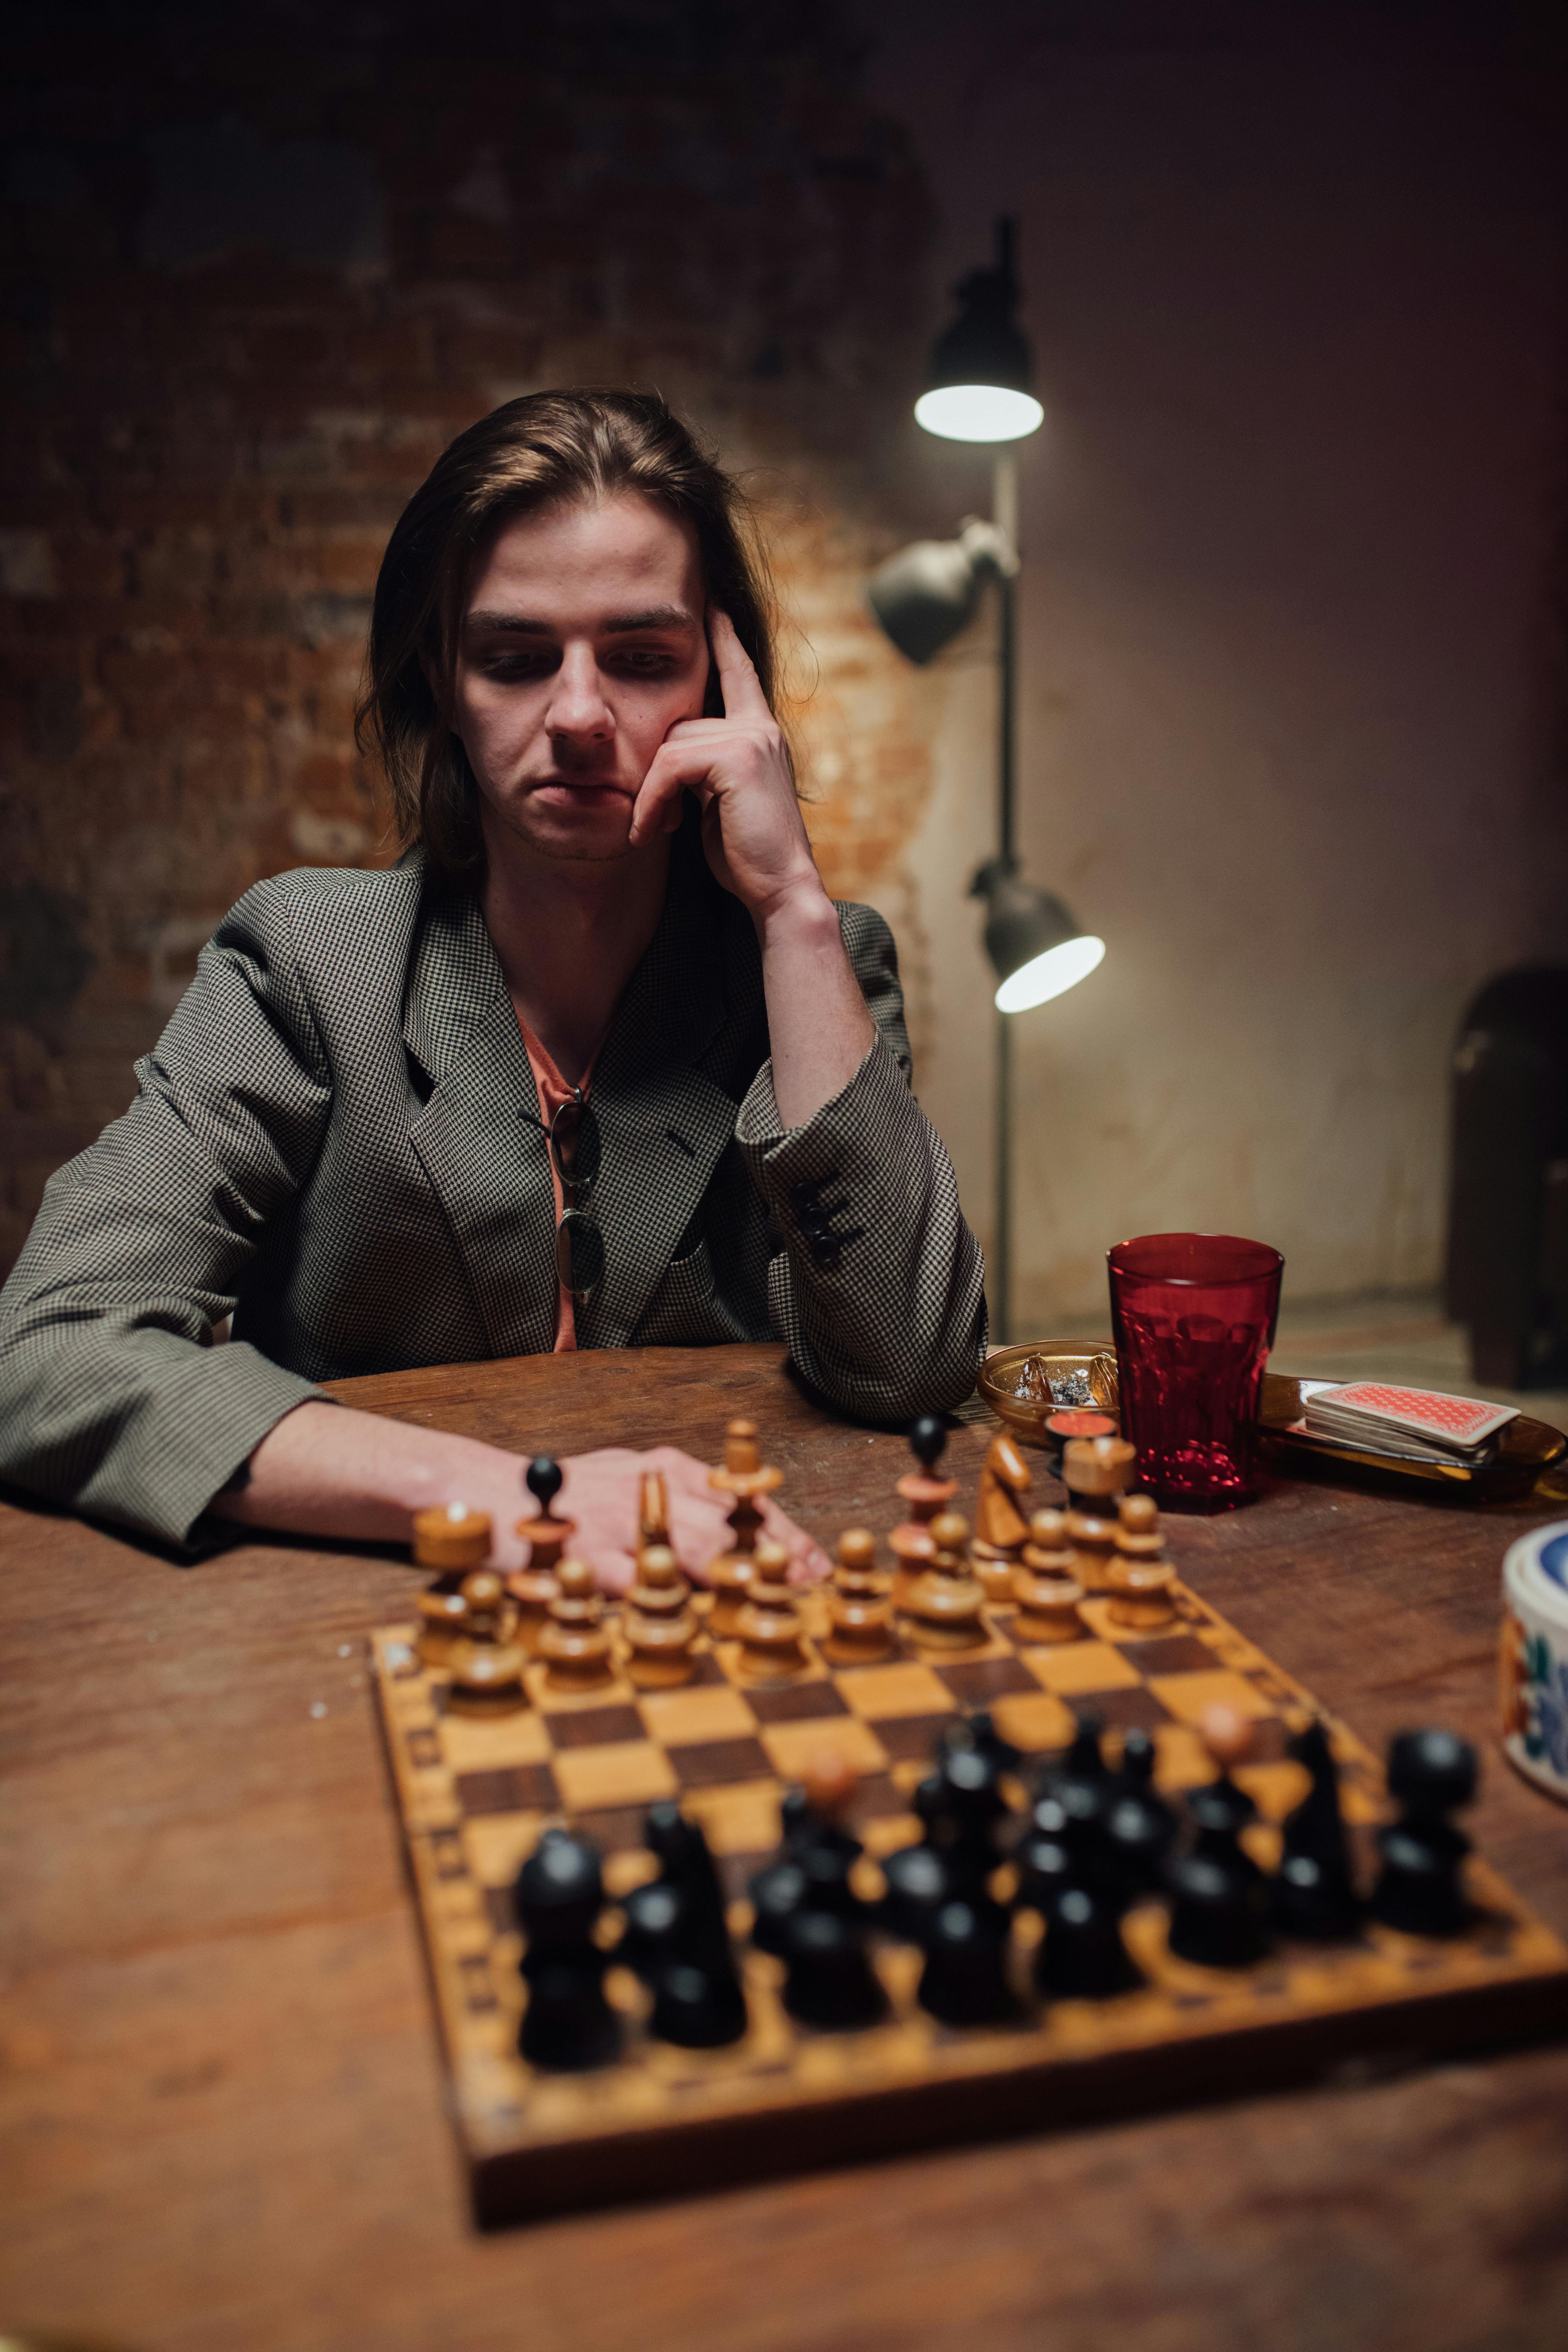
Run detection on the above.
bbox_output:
[1447,967,1568,1387]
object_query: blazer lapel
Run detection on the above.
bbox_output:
[576,857,746,1351]
[404,882,560,1362]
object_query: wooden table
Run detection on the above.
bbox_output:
[4,1341,1568,2352]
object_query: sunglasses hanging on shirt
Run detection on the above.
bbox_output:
[526,1089,605,1302]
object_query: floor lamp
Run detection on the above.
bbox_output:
[868,218,1105,1345]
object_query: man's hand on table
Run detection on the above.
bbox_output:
[211,1400,831,1590]
[557,1444,829,1593]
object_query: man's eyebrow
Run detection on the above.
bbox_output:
[463,604,699,635]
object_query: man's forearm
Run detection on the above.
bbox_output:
[756,882,876,1129]
[210,1400,529,1553]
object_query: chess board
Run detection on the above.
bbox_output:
[371,1576,1568,2227]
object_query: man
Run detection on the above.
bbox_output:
[0,390,986,1574]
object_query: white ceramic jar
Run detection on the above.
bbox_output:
[1500,1518,1568,1804]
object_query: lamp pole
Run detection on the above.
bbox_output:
[992,448,1018,1343]
[866,213,1105,1352]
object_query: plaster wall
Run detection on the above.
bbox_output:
[853,0,1568,1325]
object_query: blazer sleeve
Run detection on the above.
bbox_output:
[0,878,333,1544]
[733,901,988,1423]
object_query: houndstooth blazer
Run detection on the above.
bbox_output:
[0,829,986,1545]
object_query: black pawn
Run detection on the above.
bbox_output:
[1370,1728,1477,1940]
[1270,1720,1362,1941]
[1017,1791,1098,1914]
[1166,1851,1270,1969]
[798,1816,866,1916]
[781,1906,886,2029]
[946,1709,1020,1780]
[750,1786,864,1956]
[1036,1883,1142,1999]
[515,1828,620,2071]
[880,1773,953,1941]
[525,1455,564,1513]
[748,1788,814,1955]
[935,1739,1011,1900]
[917,1897,1018,2026]
[1100,1729,1178,1904]
[909,1413,948,1474]
[1041,1710,1115,1842]
[1166,1768,1270,1969]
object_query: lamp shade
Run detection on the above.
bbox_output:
[916,217,1045,445]
[866,518,1011,665]
[971,861,1105,1014]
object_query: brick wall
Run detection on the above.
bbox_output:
[0,0,946,1273]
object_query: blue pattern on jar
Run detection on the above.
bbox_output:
[1522,1629,1568,1777]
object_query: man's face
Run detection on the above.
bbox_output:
[451,492,709,864]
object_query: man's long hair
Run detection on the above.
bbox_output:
[357,389,783,878]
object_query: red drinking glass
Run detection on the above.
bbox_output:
[1107,1233,1284,1510]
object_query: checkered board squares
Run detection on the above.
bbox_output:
[370,1574,1568,2227]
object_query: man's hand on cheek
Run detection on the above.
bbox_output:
[627,609,823,922]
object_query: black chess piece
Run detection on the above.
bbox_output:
[1100,1730,1178,1904]
[781,1905,887,2029]
[1166,1846,1271,1969]
[917,1897,1019,2025]
[751,1781,864,1955]
[1165,1708,1273,1969]
[909,1413,948,1474]
[526,1455,565,1513]
[945,1709,1020,1780]
[880,1772,954,1941]
[649,1958,748,2049]
[1040,1710,1115,1842]
[1035,1883,1143,1998]
[619,1873,684,1977]
[1370,1728,1477,1939]
[623,1804,747,2048]
[883,1722,1015,1945]
[1170,1834,1269,1966]
[748,1788,814,1955]
[1270,1719,1363,1941]
[515,1828,621,2070]
[1166,1772,1271,1970]
[646,1804,734,1961]
[934,1738,1011,1899]
[1016,1791,1101,1914]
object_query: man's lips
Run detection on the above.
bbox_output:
[531,777,633,800]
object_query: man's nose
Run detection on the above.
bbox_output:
[545,643,614,747]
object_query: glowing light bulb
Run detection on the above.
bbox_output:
[915,385,1045,444]
[994,933,1105,1014]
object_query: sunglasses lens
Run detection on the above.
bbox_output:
[556,1210,605,1298]
[550,1098,601,1186]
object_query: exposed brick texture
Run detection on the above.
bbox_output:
[0,0,947,1273]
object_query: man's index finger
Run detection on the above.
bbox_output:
[707,606,772,719]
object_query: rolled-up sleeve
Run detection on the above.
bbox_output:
[734,904,987,1423]
[0,879,332,1543]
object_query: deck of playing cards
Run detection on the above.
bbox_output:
[1303,1381,1518,1462]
